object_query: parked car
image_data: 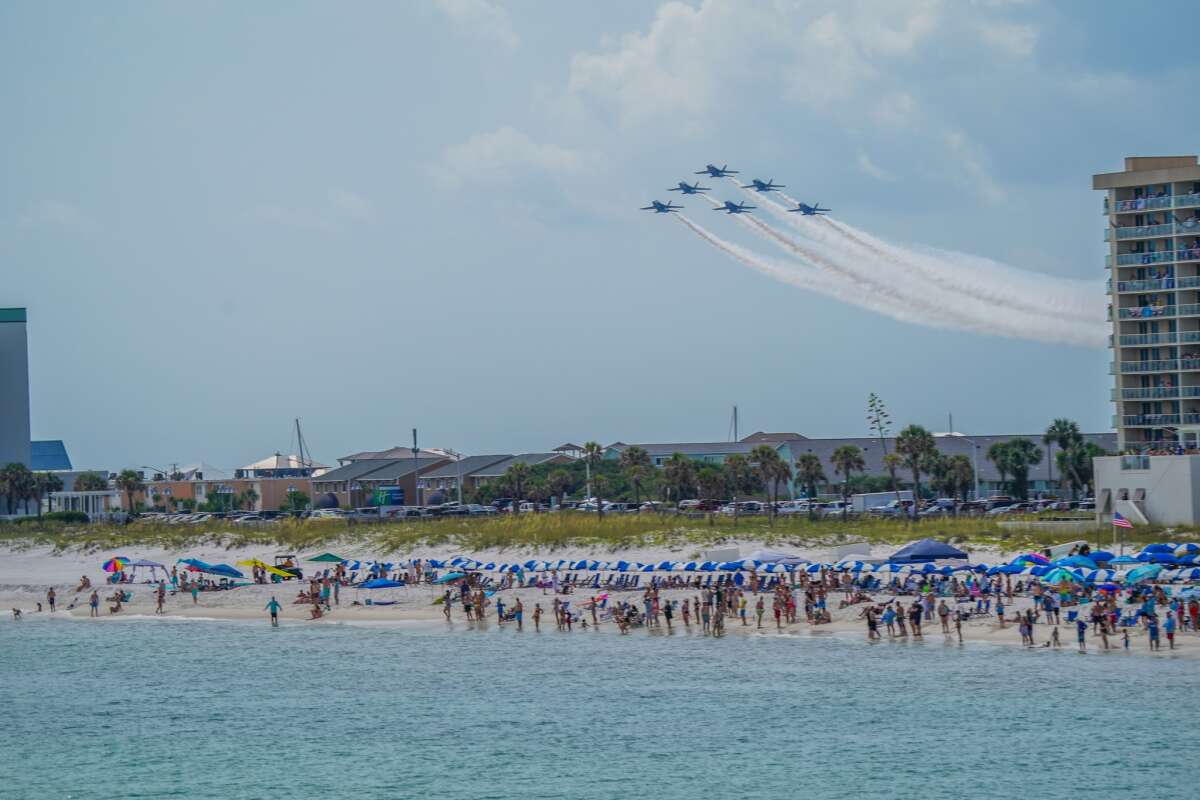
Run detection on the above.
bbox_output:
[465,504,496,515]
[309,509,343,519]
[777,500,812,516]
[720,501,764,516]
[1078,498,1096,511]
[819,500,855,518]
[602,502,639,514]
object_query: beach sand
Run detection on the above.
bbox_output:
[1,542,1193,658]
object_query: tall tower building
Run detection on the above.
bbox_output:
[1094,156,1200,453]
[0,307,31,468]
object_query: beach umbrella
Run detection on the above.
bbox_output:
[1054,555,1098,570]
[1089,550,1116,564]
[1110,555,1139,565]
[1096,582,1122,593]
[177,557,212,572]
[1041,567,1080,584]
[718,561,743,571]
[1014,552,1050,565]
[805,563,825,574]
[102,556,129,573]
[1177,567,1200,581]
[1142,543,1175,555]
[1084,569,1117,583]
[682,562,699,572]
[735,558,760,570]
[433,572,465,584]
[206,563,244,579]
[308,552,345,563]
[640,563,656,573]
[1125,564,1163,584]
[699,561,718,572]
[1175,543,1200,557]
[1160,569,1182,582]
[427,559,446,568]
[656,560,674,571]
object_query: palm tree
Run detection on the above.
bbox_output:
[794,454,826,516]
[240,486,260,511]
[0,463,34,515]
[722,454,758,524]
[582,441,604,516]
[525,478,548,512]
[697,466,725,506]
[32,472,63,518]
[546,469,574,508]
[504,462,531,513]
[946,454,974,501]
[987,442,1011,494]
[881,452,904,504]
[662,453,697,505]
[115,469,145,516]
[750,445,785,522]
[1003,438,1043,500]
[895,425,936,517]
[830,445,865,520]
[1043,418,1083,493]
[74,471,108,492]
[769,460,792,515]
[619,445,652,508]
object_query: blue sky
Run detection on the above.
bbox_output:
[3,1,1195,470]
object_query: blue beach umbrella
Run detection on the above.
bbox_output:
[699,561,718,572]
[1084,569,1117,583]
[1174,543,1200,557]
[1110,555,1139,565]
[681,562,699,572]
[1054,555,1098,570]
[1142,543,1175,555]
[1089,551,1116,564]
[1125,564,1163,584]
[360,578,405,589]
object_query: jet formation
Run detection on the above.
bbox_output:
[641,164,830,216]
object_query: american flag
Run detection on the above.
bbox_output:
[1113,512,1133,529]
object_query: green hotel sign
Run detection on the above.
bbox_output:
[0,308,27,323]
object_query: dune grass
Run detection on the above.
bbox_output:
[0,511,1181,558]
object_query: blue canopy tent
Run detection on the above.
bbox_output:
[206,563,244,579]
[888,539,968,563]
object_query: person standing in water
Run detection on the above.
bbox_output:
[89,590,99,618]
[46,588,56,613]
[514,597,524,631]
[266,596,281,627]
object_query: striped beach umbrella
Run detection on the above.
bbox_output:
[1174,543,1200,557]
[102,557,128,573]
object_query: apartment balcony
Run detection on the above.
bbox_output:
[1118,332,1177,346]
[1183,358,1200,371]
[1176,193,1200,210]
[1117,278,1174,292]
[1111,196,1175,213]
[1183,331,1200,344]
[1117,386,1179,400]
[1116,251,1176,266]
[1118,306,1175,320]
[1123,414,1181,427]
[1119,359,1179,373]
[1112,223,1175,240]
[1180,304,1200,317]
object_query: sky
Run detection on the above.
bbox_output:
[3,0,1197,471]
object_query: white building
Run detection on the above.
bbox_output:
[1094,156,1200,524]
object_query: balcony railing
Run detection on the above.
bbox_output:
[1186,413,1200,425]
[1119,306,1175,319]
[1118,332,1177,346]
[1124,414,1181,427]
[1184,386,1200,397]
[1180,304,1200,317]
[1117,278,1172,292]
[1120,386,1179,399]
[1121,359,1179,373]
[1120,455,1152,470]
[1178,247,1200,262]
[1183,358,1200,371]
[1176,193,1200,209]
[1113,196,1175,213]
[1114,223,1175,240]
[1182,331,1200,344]
[1117,251,1175,266]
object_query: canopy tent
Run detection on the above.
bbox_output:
[888,539,968,564]
[177,558,243,579]
[433,572,466,584]
[236,559,296,579]
[308,553,345,563]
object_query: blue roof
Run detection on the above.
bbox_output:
[31,440,72,471]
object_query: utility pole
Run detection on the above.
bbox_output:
[412,428,419,508]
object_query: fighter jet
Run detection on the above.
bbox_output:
[695,164,738,178]
[788,201,831,215]
[740,178,785,193]
[668,181,710,195]
[641,200,683,213]
[713,200,755,214]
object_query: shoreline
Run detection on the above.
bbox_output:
[2,543,1194,659]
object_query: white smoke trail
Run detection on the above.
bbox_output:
[673,214,959,330]
[704,192,1105,346]
[740,178,1099,323]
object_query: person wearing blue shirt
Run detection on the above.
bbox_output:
[265,597,281,627]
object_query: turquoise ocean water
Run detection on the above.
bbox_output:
[1,616,1194,799]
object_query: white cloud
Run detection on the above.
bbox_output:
[434,0,519,49]
[944,131,1006,203]
[15,201,100,233]
[857,153,897,182]
[974,20,1036,58]
[436,126,588,188]
[872,91,917,127]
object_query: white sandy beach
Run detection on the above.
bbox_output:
[1,541,1193,657]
